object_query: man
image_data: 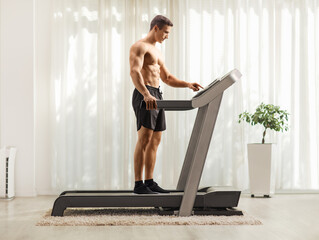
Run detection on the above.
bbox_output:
[130,15,203,194]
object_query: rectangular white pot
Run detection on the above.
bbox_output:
[247,143,276,197]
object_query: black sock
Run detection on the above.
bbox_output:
[135,180,144,188]
[144,179,154,186]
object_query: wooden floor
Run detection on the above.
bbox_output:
[1,194,319,240]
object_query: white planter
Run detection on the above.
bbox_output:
[247,143,276,197]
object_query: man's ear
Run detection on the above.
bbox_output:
[154,25,159,32]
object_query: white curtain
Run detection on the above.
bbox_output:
[49,0,319,193]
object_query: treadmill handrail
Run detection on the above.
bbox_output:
[156,100,193,111]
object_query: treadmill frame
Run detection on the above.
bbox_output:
[51,69,242,217]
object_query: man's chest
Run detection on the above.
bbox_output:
[144,47,163,65]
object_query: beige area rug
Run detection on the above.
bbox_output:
[37,208,262,226]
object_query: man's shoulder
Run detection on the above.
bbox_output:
[130,41,148,53]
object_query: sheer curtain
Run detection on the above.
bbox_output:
[49,0,319,193]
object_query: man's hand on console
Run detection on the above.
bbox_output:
[144,94,158,110]
[188,82,204,92]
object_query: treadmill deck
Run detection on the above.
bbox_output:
[52,189,241,216]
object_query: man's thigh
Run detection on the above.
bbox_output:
[150,130,162,146]
[137,126,154,142]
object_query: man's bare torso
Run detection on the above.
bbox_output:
[135,40,163,88]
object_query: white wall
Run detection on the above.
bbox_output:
[0,0,36,196]
[34,0,52,195]
[0,0,70,196]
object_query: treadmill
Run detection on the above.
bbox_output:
[51,69,243,217]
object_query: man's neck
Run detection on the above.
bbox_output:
[144,31,157,46]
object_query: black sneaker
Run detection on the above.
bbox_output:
[146,182,170,193]
[134,184,158,194]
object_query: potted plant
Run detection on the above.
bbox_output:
[238,103,289,197]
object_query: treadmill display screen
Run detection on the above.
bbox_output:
[193,78,220,98]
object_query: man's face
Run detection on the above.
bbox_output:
[155,25,171,43]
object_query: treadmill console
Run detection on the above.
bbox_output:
[192,78,221,99]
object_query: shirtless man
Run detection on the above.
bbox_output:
[130,15,203,194]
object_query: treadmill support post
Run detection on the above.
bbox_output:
[177,94,223,216]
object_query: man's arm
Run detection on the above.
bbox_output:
[129,43,157,110]
[159,62,203,91]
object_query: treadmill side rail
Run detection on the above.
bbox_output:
[203,191,241,208]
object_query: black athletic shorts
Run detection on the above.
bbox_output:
[132,85,166,132]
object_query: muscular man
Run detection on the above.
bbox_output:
[130,15,203,194]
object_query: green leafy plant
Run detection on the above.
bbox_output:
[238,103,289,144]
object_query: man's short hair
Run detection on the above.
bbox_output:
[150,15,173,31]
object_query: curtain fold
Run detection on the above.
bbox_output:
[49,0,319,193]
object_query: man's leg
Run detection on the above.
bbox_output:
[144,131,162,180]
[144,131,170,193]
[134,126,153,181]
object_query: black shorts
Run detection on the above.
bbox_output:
[132,85,166,132]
